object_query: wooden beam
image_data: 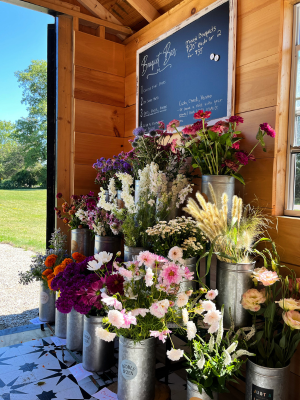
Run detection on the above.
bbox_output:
[19,0,132,36]
[76,0,122,25]
[126,0,160,22]
[96,25,105,38]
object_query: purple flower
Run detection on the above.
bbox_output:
[260,123,276,138]
[133,127,145,137]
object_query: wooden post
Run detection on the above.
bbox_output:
[96,25,105,38]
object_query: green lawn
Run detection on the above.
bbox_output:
[0,189,46,252]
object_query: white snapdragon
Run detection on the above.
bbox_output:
[98,187,114,211]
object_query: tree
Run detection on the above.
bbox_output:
[13,60,47,166]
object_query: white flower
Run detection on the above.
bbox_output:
[205,289,218,300]
[231,349,255,359]
[101,293,122,310]
[202,300,216,312]
[176,292,189,308]
[204,310,222,326]
[168,246,183,262]
[216,315,224,346]
[223,349,231,366]
[208,334,215,352]
[208,322,219,334]
[186,321,197,340]
[145,268,154,287]
[87,260,101,271]
[226,341,238,354]
[131,308,149,317]
[182,308,189,325]
[108,310,124,329]
[94,251,113,264]
[95,327,116,342]
[197,353,205,369]
[167,348,184,361]
[149,299,170,319]
[148,199,155,206]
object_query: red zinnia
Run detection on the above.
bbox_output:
[236,151,249,166]
[106,273,124,295]
[224,160,239,172]
[194,110,211,120]
[260,123,276,138]
[229,116,244,125]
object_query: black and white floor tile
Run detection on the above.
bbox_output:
[0,336,187,399]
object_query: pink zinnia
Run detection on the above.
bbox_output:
[260,123,276,138]
[158,121,165,129]
[194,110,211,120]
[210,121,225,133]
[232,133,240,149]
[167,119,180,132]
[160,263,182,285]
[229,115,244,125]
[183,266,194,281]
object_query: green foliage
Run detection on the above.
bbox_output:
[11,169,38,188]
[0,179,18,189]
[13,60,47,166]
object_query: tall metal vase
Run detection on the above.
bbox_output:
[117,336,156,400]
[66,308,84,351]
[82,316,115,372]
[216,260,255,329]
[245,360,290,400]
[201,175,235,215]
[94,235,121,257]
[124,246,147,262]
[55,292,67,338]
[71,229,94,256]
[39,282,55,323]
[180,257,198,292]
[187,380,218,400]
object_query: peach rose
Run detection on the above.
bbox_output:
[276,298,300,311]
[241,288,266,312]
[283,310,300,330]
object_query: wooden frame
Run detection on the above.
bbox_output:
[135,0,237,128]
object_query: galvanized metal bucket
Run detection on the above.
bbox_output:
[124,246,147,262]
[39,282,55,323]
[66,308,84,351]
[55,292,67,338]
[180,257,198,292]
[94,235,121,257]
[201,175,235,215]
[187,380,218,400]
[71,228,94,256]
[82,316,115,372]
[216,260,255,329]
[117,336,156,400]
[134,180,140,204]
[245,360,290,400]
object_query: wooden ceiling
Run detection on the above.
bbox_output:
[65,0,183,32]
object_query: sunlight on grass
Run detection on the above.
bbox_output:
[0,189,46,252]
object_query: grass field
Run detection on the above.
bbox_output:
[0,189,46,252]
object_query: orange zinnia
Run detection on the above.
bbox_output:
[62,258,73,267]
[72,252,86,263]
[42,268,53,277]
[45,254,58,268]
[53,264,64,276]
[47,273,55,281]
[48,279,54,290]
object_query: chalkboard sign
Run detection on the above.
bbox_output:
[136,0,236,130]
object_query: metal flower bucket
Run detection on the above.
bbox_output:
[71,228,94,256]
[187,380,219,400]
[245,360,290,400]
[94,235,121,257]
[55,292,67,338]
[124,246,147,262]
[180,257,198,292]
[117,336,156,400]
[66,308,84,351]
[201,175,235,215]
[216,260,255,329]
[82,316,115,372]
[39,282,55,323]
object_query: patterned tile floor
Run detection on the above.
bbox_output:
[0,336,187,400]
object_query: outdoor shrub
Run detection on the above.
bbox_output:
[11,169,37,188]
[0,179,18,189]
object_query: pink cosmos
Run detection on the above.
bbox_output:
[145,268,154,287]
[113,261,120,271]
[118,267,133,279]
[101,293,122,310]
[203,309,222,325]
[86,280,105,309]
[137,251,156,268]
[183,266,194,281]
[167,119,180,132]
[160,263,183,285]
[176,292,189,307]
[149,299,170,318]
[108,310,124,329]
[120,310,137,328]
[205,289,218,300]
[202,300,216,312]
[131,308,149,317]
[150,329,172,343]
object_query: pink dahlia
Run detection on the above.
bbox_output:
[160,263,182,285]
[137,251,156,268]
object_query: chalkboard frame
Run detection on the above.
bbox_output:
[136,0,237,129]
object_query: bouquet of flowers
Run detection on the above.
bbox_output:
[146,216,206,260]
[93,153,133,190]
[55,191,97,229]
[130,122,193,182]
[98,163,193,247]
[76,206,122,237]
[19,229,67,288]
[241,244,300,368]
[93,250,205,343]
[177,110,276,184]
[184,185,269,264]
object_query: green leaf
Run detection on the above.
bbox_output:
[231,173,245,185]
[208,130,218,141]
[257,340,266,359]
[264,302,276,322]
[280,335,286,349]
[192,164,199,169]
[274,343,284,363]
[256,331,264,342]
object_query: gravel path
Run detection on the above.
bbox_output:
[0,244,40,329]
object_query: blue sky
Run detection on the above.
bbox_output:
[0,2,54,123]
